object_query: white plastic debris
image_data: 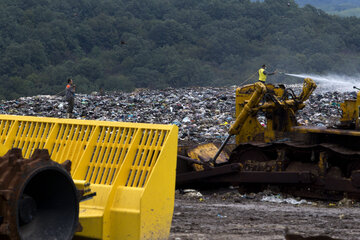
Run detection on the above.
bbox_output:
[183,189,203,198]
[261,195,312,205]
[182,116,191,123]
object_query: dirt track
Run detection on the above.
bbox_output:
[170,189,360,240]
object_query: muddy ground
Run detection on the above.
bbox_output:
[170,189,360,240]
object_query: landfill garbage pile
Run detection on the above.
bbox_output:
[0,86,356,144]
[297,90,358,127]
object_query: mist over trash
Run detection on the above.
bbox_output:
[285,73,359,92]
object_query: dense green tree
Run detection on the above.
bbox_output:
[0,0,359,99]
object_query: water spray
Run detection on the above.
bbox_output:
[282,73,360,92]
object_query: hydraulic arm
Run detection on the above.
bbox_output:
[211,78,317,163]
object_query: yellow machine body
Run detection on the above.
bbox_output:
[177,79,360,201]
[179,79,317,167]
[0,115,178,240]
[231,79,317,144]
[340,90,360,129]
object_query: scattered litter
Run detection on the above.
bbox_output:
[261,195,312,205]
[242,193,257,199]
[338,197,353,207]
[182,117,191,123]
[182,189,203,198]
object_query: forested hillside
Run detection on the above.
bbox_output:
[1,0,360,99]
[297,0,360,11]
[296,0,360,16]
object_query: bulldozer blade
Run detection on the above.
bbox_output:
[187,143,230,165]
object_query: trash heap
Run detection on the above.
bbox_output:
[0,86,356,144]
[297,91,350,127]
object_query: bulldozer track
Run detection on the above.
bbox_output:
[228,141,360,200]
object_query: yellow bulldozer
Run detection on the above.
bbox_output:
[0,117,178,240]
[177,79,360,200]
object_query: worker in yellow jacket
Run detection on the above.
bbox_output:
[258,64,276,83]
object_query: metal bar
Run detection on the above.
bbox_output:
[177,155,204,165]
[80,192,97,202]
[176,163,241,184]
[228,171,313,184]
[178,170,314,186]
[316,177,360,193]
[211,134,232,165]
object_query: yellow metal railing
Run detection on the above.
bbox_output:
[0,115,178,239]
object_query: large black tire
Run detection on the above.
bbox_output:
[0,148,79,240]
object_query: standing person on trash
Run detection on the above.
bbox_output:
[258,64,277,83]
[65,78,76,118]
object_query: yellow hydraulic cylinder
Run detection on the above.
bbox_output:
[0,114,178,239]
[229,82,267,135]
[298,78,317,102]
